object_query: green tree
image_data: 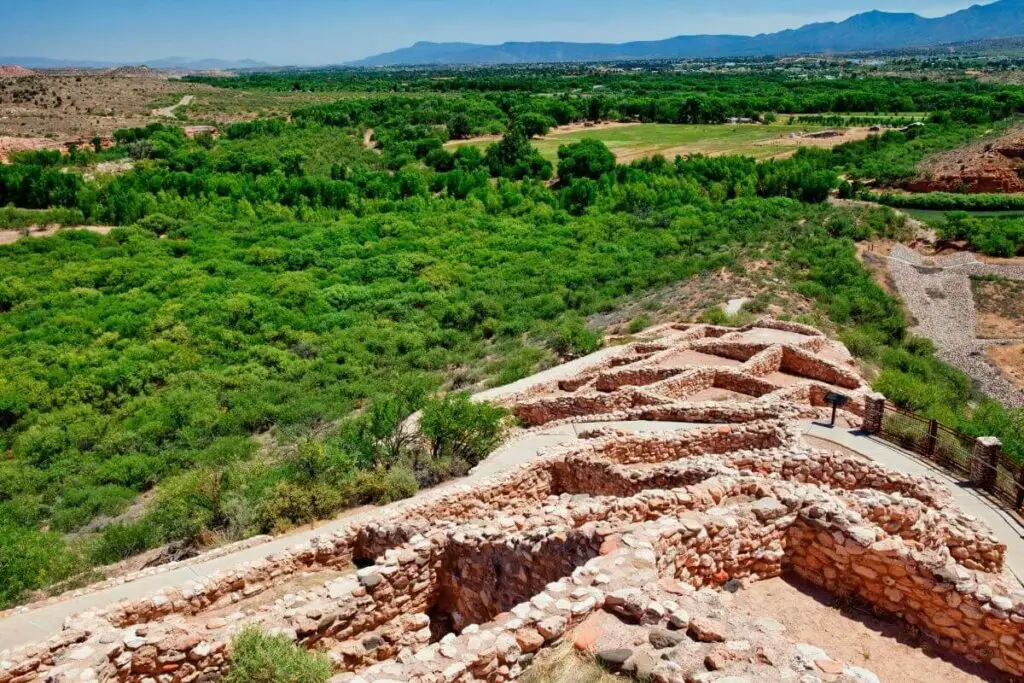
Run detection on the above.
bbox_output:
[281,150,306,177]
[446,113,472,140]
[419,394,509,466]
[518,112,556,138]
[557,139,616,183]
[484,124,552,180]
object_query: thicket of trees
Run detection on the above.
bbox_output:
[1,70,1022,608]
[192,70,1024,124]
[872,191,1024,211]
[933,212,1024,256]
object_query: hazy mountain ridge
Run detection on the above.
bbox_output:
[351,0,1024,66]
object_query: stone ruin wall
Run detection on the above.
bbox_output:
[5,319,1024,683]
[11,412,1023,682]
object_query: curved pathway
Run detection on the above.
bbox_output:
[5,334,1024,653]
[803,422,1024,585]
[886,244,1024,406]
[0,416,699,652]
[152,94,194,119]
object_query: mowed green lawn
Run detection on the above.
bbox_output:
[448,123,827,163]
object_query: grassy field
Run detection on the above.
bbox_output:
[449,123,827,163]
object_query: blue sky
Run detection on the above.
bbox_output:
[0,0,986,65]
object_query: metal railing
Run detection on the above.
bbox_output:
[878,402,1024,512]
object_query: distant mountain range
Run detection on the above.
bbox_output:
[0,56,269,71]
[351,0,1024,66]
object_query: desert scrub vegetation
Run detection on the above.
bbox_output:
[226,626,332,683]
[2,72,1024,606]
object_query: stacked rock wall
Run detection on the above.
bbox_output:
[5,320,1021,683]
[788,516,1024,674]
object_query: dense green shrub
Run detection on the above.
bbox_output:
[226,626,332,683]
[557,139,616,183]
[420,394,509,465]
[872,192,1024,211]
[934,212,1024,256]
[90,520,162,565]
[549,315,603,358]
[628,315,653,334]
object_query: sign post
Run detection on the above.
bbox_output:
[824,392,849,428]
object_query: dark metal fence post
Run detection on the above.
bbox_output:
[926,420,938,458]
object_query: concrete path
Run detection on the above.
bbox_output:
[473,345,627,402]
[5,413,1023,651]
[802,422,1024,584]
[0,418,699,652]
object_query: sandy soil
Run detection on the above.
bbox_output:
[445,120,639,149]
[753,127,880,150]
[151,94,194,118]
[0,225,113,245]
[363,127,379,152]
[989,344,1024,390]
[971,277,1024,339]
[732,576,1006,682]
[978,312,1024,339]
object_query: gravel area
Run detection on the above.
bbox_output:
[887,244,1024,406]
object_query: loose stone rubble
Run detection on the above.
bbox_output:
[1,319,1020,683]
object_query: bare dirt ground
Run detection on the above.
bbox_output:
[0,225,113,245]
[906,124,1024,193]
[0,134,62,162]
[587,262,816,333]
[972,276,1024,338]
[732,576,1006,683]
[445,120,639,149]
[753,126,880,150]
[0,72,212,139]
[363,127,378,152]
[989,344,1024,390]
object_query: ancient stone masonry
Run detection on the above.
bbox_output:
[1,320,1020,682]
[503,320,872,428]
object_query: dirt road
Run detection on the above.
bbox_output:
[0,225,113,245]
[152,94,194,118]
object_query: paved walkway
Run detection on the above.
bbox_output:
[803,422,1024,584]
[4,418,1023,652]
[0,419,699,652]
